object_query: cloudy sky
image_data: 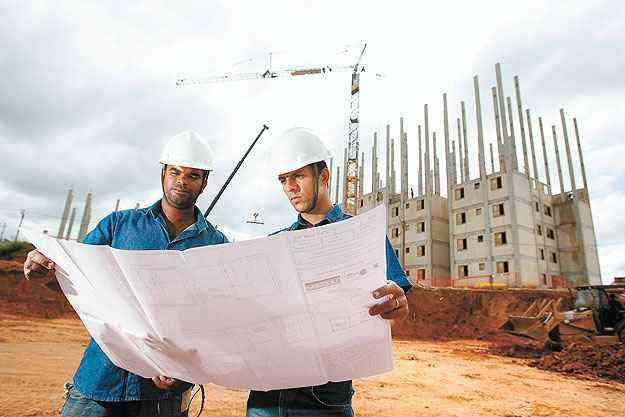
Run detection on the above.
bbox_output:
[1,1,623,282]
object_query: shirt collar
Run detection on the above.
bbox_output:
[290,204,346,230]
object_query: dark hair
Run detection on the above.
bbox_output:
[312,160,327,171]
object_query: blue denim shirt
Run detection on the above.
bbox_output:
[247,205,412,413]
[72,200,229,402]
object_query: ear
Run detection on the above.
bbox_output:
[319,167,330,190]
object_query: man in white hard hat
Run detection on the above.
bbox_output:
[246,128,412,417]
[23,131,228,417]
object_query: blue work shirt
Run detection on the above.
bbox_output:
[72,200,229,402]
[247,204,411,415]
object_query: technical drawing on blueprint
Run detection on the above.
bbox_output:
[22,204,393,390]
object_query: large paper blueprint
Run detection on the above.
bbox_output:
[23,204,392,390]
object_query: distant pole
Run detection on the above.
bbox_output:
[65,208,77,240]
[0,222,6,240]
[526,109,540,189]
[490,143,495,173]
[418,125,423,194]
[114,199,120,212]
[57,188,74,239]
[328,157,333,198]
[473,75,487,180]
[552,125,565,194]
[78,192,92,242]
[457,118,464,183]
[14,210,25,241]
[461,101,470,181]
[135,203,140,209]
[335,166,341,205]
[539,117,553,196]
[514,76,531,177]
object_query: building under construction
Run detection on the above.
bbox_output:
[354,63,601,288]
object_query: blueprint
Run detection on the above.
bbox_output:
[22,204,393,390]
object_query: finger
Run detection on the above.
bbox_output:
[380,304,409,320]
[29,251,55,270]
[369,294,404,316]
[371,282,402,299]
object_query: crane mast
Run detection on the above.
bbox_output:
[343,44,367,215]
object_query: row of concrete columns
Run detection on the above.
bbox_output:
[57,189,92,242]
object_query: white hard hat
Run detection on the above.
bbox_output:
[270,127,332,176]
[160,131,214,171]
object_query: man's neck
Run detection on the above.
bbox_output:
[300,200,333,226]
[160,199,197,238]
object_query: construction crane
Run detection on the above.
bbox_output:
[176,44,370,215]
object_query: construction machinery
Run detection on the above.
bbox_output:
[501,284,625,350]
[176,44,371,216]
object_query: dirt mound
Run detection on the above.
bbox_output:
[392,287,570,341]
[532,342,625,382]
[0,245,75,320]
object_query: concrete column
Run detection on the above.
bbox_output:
[57,188,74,239]
[526,109,540,190]
[400,119,409,201]
[443,93,454,282]
[425,105,431,195]
[418,125,423,195]
[372,133,379,199]
[552,125,565,194]
[433,132,439,195]
[506,97,518,175]
[114,199,120,212]
[495,63,515,171]
[490,143,495,173]
[492,87,505,173]
[391,138,396,195]
[461,101,470,181]
[573,118,590,195]
[452,141,457,186]
[514,76,531,177]
[457,118,464,183]
[560,109,578,193]
[539,117,552,196]
[65,207,77,240]
[385,124,391,202]
[77,191,92,242]
[474,76,487,179]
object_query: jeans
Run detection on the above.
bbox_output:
[60,383,189,417]
[246,382,355,417]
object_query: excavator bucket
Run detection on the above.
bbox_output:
[500,298,562,342]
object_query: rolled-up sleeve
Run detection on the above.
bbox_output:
[385,238,412,293]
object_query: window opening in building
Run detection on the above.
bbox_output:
[455,187,465,200]
[544,206,552,217]
[417,199,425,210]
[490,176,503,190]
[417,222,425,233]
[494,231,508,246]
[474,182,480,190]
[417,269,426,281]
[417,245,425,256]
[496,261,509,273]
[458,264,469,279]
[479,262,485,271]
[394,207,399,217]
[492,203,505,217]
[393,227,399,237]
[476,207,482,216]
[477,235,484,243]
[551,252,557,263]
[537,225,542,236]
[456,212,466,225]
[405,246,410,253]
[546,228,555,239]
[540,248,545,260]
[457,238,467,251]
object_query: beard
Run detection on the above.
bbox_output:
[164,188,198,209]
